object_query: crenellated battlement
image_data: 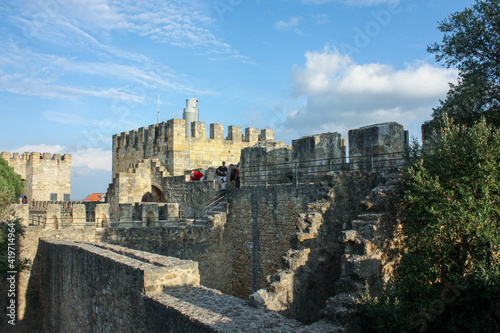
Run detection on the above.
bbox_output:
[112,119,274,152]
[1,151,71,162]
[112,117,275,177]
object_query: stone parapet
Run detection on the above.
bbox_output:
[37,239,200,332]
[37,238,339,332]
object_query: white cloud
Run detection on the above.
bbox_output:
[42,111,87,125]
[276,16,303,31]
[12,144,112,171]
[283,47,457,139]
[10,0,239,56]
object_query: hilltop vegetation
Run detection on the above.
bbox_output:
[357,1,500,331]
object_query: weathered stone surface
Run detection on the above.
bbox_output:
[36,238,341,333]
[112,119,275,178]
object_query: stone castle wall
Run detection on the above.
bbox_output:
[112,118,275,178]
[36,239,201,332]
[31,238,339,332]
[1,152,71,203]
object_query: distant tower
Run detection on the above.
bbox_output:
[183,98,199,137]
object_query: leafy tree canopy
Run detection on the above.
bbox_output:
[0,156,24,214]
[358,118,500,332]
[428,0,500,127]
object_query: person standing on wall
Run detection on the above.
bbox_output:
[229,164,240,191]
[216,161,228,194]
[216,161,227,177]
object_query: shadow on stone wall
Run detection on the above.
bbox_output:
[248,171,401,324]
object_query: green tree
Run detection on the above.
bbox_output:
[0,156,24,214]
[0,156,29,274]
[358,118,500,332]
[428,0,500,127]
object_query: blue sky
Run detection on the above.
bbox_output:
[0,0,474,200]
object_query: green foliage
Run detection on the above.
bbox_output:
[357,118,500,332]
[0,218,31,274]
[0,156,24,214]
[428,0,500,127]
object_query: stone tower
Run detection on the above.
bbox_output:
[1,152,72,202]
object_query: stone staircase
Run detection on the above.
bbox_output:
[249,172,401,331]
[129,158,171,179]
[320,174,400,328]
[191,193,229,228]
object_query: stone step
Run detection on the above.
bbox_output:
[357,213,384,221]
[341,254,382,279]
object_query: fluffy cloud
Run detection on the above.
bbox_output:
[283,47,457,139]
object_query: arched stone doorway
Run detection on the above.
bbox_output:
[100,214,109,228]
[146,211,156,227]
[151,185,166,202]
[141,192,153,202]
[49,215,59,229]
[141,185,166,203]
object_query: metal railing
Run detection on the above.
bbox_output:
[194,192,227,221]
[240,152,405,187]
[28,216,212,229]
[29,216,111,228]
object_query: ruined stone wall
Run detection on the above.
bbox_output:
[112,118,275,178]
[226,172,383,304]
[2,152,71,203]
[225,184,319,298]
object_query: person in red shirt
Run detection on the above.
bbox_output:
[190,170,204,181]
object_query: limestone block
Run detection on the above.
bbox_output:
[348,122,406,171]
[244,127,259,143]
[10,204,29,226]
[340,230,359,243]
[210,123,224,140]
[46,204,61,229]
[72,204,86,228]
[95,203,110,228]
[342,254,381,279]
[259,129,275,142]
[119,204,133,226]
[227,126,242,142]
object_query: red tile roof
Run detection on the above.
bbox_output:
[82,193,106,202]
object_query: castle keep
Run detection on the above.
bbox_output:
[112,98,275,178]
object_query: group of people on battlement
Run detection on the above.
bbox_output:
[189,161,240,195]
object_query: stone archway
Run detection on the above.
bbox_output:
[49,215,59,229]
[146,211,156,227]
[141,192,154,202]
[100,214,109,228]
[151,185,166,202]
[141,186,166,203]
